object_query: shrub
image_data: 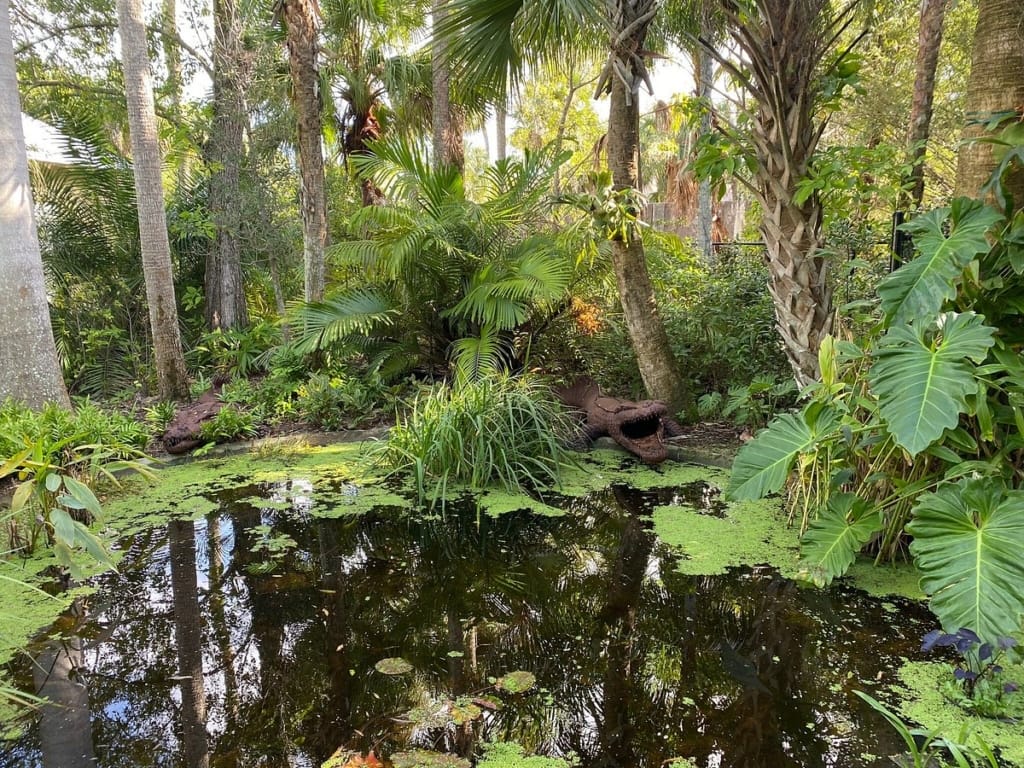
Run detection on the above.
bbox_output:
[369,374,573,507]
[198,404,259,443]
[295,371,390,430]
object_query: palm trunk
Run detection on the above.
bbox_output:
[0,0,71,409]
[432,0,464,171]
[752,85,831,386]
[282,0,327,303]
[116,0,190,400]
[206,0,250,330]
[714,0,837,387]
[606,75,689,411]
[955,0,1024,201]
[903,0,948,209]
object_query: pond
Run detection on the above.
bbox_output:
[2,462,943,768]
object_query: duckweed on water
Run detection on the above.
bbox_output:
[894,659,1024,764]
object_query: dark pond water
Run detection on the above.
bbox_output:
[2,479,941,768]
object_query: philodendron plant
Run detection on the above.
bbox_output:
[726,131,1024,644]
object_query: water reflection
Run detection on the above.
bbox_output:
[3,481,938,767]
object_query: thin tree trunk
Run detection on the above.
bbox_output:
[495,97,507,162]
[955,0,1024,201]
[282,0,327,303]
[168,519,210,768]
[117,0,190,400]
[607,74,690,412]
[206,0,250,330]
[903,0,948,209]
[0,0,71,409]
[695,45,714,261]
[432,0,463,170]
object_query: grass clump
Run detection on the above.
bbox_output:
[371,375,573,506]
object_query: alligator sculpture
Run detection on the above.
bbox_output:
[557,376,684,464]
[161,391,223,454]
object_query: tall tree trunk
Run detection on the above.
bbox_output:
[282,0,327,303]
[903,0,948,209]
[206,0,250,330]
[117,0,189,400]
[607,76,690,412]
[955,0,1024,201]
[432,0,463,170]
[0,0,71,409]
[601,1,690,412]
[713,0,837,387]
[168,519,210,768]
[695,44,714,261]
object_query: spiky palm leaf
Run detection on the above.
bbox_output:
[290,288,401,353]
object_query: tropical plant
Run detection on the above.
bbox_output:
[725,141,1024,641]
[922,628,1021,718]
[198,404,259,444]
[368,374,573,507]
[291,138,576,380]
[854,690,999,768]
[0,399,153,571]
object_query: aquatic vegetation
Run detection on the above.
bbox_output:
[921,629,1021,719]
[896,658,1024,764]
[477,742,576,768]
[855,690,999,768]
[368,375,573,507]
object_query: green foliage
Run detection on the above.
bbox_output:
[369,375,573,507]
[854,691,999,768]
[724,145,1024,636]
[295,372,391,430]
[907,481,1024,642]
[198,405,259,444]
[557,170,647,244]
[923,629,1021,719]
[477,742,576,768]
[292,138,576,380]
[0,399,153,573]
[797,494,881,587]
[191,321,282,379]
[721,375,797,428]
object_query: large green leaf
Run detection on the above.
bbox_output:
[907,478,1024,642]
[797,494,882,587]
[868,312,995,456]
[726,405,840,500]
[877,200,1002,324]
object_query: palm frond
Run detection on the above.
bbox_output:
[451,325,509,385]
[289,288,400,354]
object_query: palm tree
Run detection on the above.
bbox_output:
[0,0,70,409]
[319,0,429,206]
[116,0,190,399]
[696,0,865,386]
[955,0,1024,201]
[276,0,328,303]
[292,138,576,380]
[441,0,692,411]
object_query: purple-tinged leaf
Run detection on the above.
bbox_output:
[978,643,993,661]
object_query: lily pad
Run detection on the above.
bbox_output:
[373,657,413,675]
[494,670,536,694]
[390,750,470,768]
[449,698,482,725]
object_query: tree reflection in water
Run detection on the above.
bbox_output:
[3,480,938,768]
